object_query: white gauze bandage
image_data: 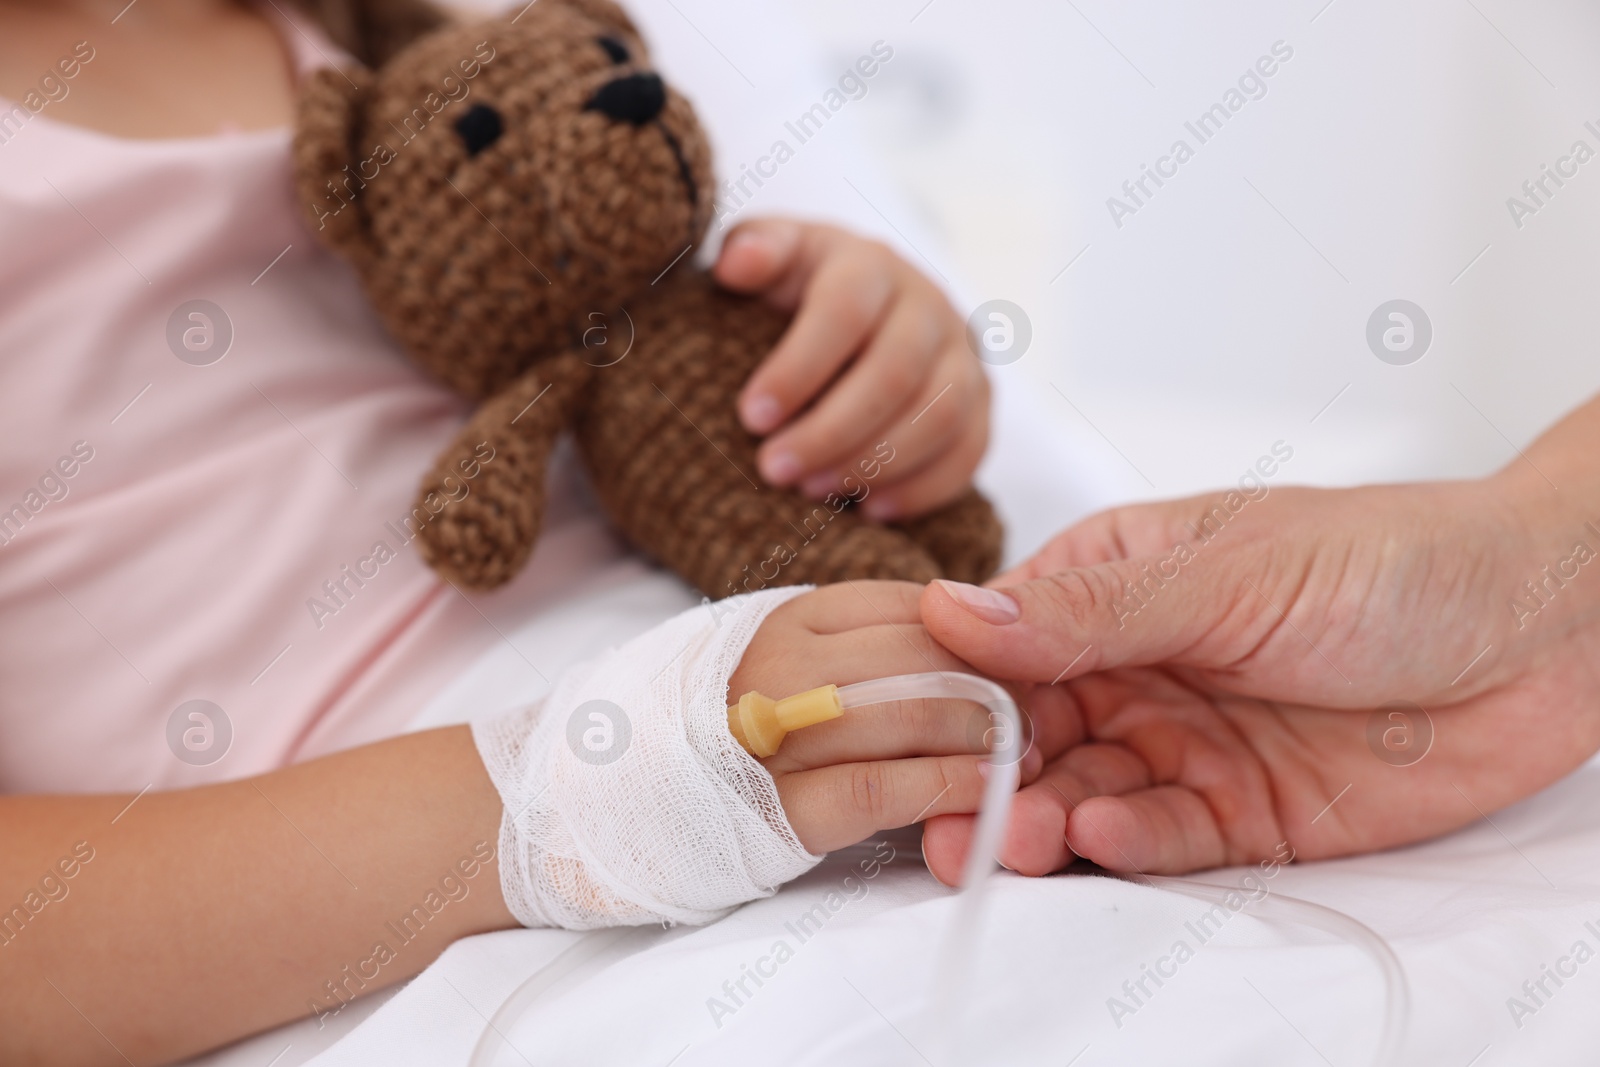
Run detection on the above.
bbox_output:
[472,586,821,930]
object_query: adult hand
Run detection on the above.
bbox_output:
[713,218,989,521]
[915,423,1600,881]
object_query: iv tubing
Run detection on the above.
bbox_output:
[838,675,1412,1065]
[836,671,1023,890]
[1147,875,1410,1065]
[837,671,1024,1062]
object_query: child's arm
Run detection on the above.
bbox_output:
[0,583,1028,1066]
[714,219,990,523]
[0,727,509,1066]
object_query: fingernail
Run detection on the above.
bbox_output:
[921,835,954,886]
[743,394,782,434]
[800,472,836,498]
[862,496,899,522]
[934,580,1020,625]
[727,228,769,256]
[761,450,801,484]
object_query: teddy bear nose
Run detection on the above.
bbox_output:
[585,72,666,125]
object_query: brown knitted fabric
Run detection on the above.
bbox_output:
[292,1,1003,595]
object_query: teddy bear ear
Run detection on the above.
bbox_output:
[559,0,641,40]
[292,65,377,263]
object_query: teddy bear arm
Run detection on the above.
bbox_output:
[413,355,593,590]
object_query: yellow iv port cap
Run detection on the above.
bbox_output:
[727,684,843,757]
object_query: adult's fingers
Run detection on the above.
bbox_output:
[988,498,1203,586]
[919,548,1257,685]
[778,753,991,854]
[1002,743,1150,876]
[987,509,1137,586]
[1066,788,1232,874]
[921,741,1150,884]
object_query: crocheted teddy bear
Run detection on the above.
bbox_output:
[292,0,1002,595]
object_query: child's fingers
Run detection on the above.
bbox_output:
[860,336,986,473]
[811,622,979,685]
[793,330,987,518]
[764,697,993,772]
[794,380,963,505]
[860,412,988,521]
[730,583,959,702]
[714,218,833,309]
[712,218,804,294]
[734,621,984,705]
[760,299,944,482]
[786,578,925,634]
[769,694,1049,784]
[732,587,984,707]
[739,251,896,446]
[777,754,991,854]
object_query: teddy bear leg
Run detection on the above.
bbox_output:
[889,488,1005,585]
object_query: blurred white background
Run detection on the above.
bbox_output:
[650,0,1600,510]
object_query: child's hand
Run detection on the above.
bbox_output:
[714,220,990,523]
[729,581,1052,854]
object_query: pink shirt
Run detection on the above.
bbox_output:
[0,7,622,792]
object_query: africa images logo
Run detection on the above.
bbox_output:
[566,700,632,765]
[1365,299,1431,366]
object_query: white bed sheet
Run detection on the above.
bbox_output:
[309,764,1600,1067]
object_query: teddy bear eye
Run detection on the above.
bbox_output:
[597,36,630,64]
[454,104,504,157]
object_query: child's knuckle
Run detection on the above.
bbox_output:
[879,358,921,400]
[847,761,892,823]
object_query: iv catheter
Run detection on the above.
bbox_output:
[726,671,1024,907]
